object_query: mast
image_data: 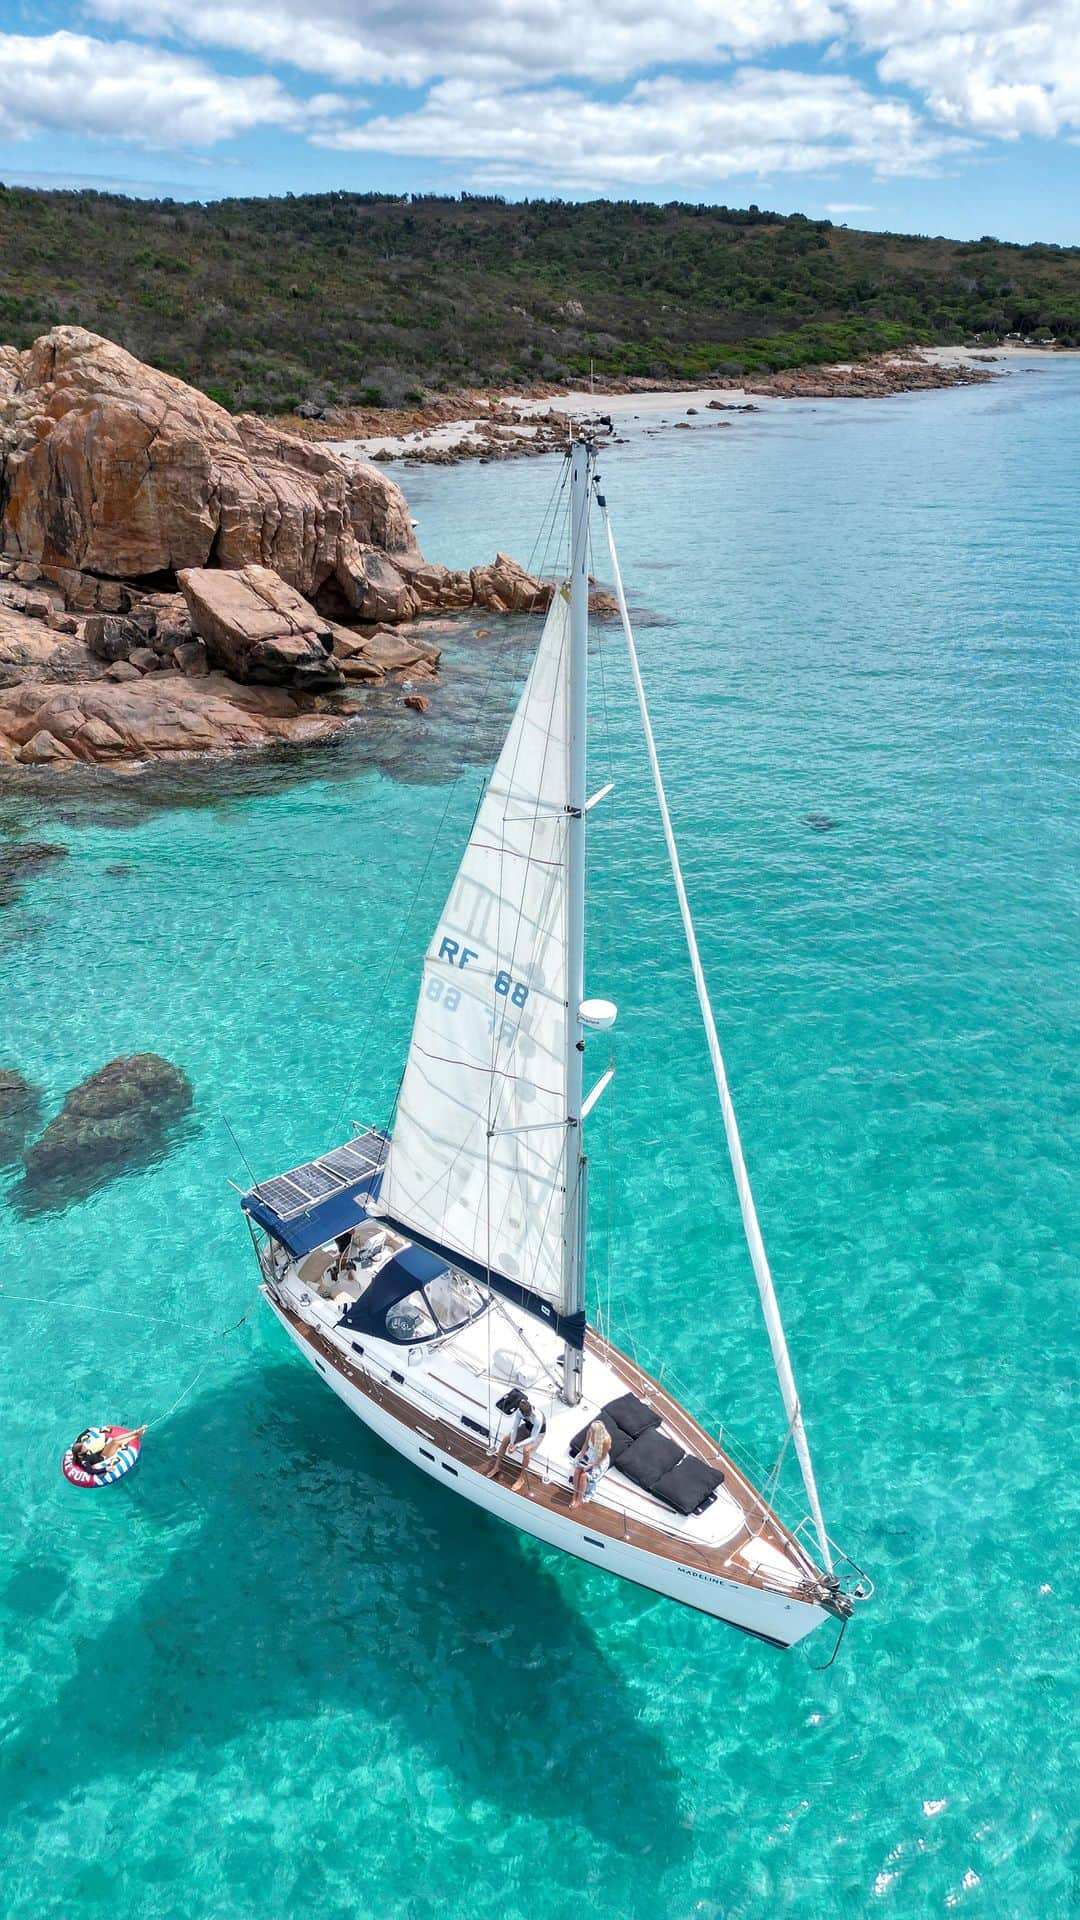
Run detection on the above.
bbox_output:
[562,437,590,1404]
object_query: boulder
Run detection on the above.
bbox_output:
[470,554,551,615]
[393,555,475,612]
[403,694,431,713]
[20,1052,193,1203]
[0,327,416,608]
[15,730,77,765]
[0,608,65,682]
[84,614,141,664]
[172,639,209,678]
[178,563,344,689]
[354,627,440,676]
[0,670,348,765]
[0,1069,43,1165]
[329,549,421,623]
[128,646,167,674]
[333,652,387,683]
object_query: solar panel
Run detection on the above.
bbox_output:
[321,1139,383,1179]
[284,1163,340,1203]
[248,1130,389,1221]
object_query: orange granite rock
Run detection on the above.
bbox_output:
[0,328,416,608]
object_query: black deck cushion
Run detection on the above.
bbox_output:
[617,1427,685,1493]
[651,1455,725,1516]
[602,1392,662,1439]
[569,1413,634,1462]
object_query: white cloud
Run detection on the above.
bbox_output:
[4,2,1078,191]
[0,30,336,145]
[317,69,966,189]
[825,201,875,212]
[82,0,1080,147]
[85,0,844,86]
[875,18,1080,139]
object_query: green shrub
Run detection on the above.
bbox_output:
[0,186,1076,408]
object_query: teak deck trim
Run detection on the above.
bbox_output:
[275,1293,826,1607]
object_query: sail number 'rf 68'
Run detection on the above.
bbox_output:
[434,938,530,1009]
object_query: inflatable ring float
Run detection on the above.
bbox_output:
[62,1425,143,1489]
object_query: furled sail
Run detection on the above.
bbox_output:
[381,588,580,1338]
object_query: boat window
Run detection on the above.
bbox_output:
[426,1269,486,1332]
[385,1291,437,1343]
[382,1270,486,1344]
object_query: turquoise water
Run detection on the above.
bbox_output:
[1,361,1077,1918]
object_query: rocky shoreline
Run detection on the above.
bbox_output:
[0,327,562,769]
[279,350,995,467]
[0,330,1001,770]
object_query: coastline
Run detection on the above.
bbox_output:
[285,346,1074,469]
[3,332,1073,775]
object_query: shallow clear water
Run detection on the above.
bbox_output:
[2,362,1077,1919]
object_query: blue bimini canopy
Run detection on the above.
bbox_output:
[240,1132,387,1259]
[340,1243,448,1337]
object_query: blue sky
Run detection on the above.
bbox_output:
[1,1,1078,244]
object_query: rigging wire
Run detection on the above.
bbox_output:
[3,1192,264,1445]
[598,491,836,1576]
[139,1289,261,1431]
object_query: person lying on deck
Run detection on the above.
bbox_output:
[484,1390,546,1494]
[570,1419,612,1510]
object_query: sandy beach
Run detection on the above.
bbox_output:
[323,346,1075,468]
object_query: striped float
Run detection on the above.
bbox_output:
[62,1425,142,1489]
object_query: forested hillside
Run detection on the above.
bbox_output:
[2,185,1078,412]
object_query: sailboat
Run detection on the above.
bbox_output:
[241,440,871,1649]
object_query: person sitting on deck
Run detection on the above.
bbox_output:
[484,1390,546,1495]
[570,1419,612,1510]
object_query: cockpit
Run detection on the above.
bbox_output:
[336,1232,488,1346]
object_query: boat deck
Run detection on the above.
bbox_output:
[276,1282,829,1607]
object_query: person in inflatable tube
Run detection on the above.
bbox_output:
[71,1426,145,1476]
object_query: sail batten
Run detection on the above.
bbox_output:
[382,588,574,1319]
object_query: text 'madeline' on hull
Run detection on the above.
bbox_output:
[241,438,872,1650]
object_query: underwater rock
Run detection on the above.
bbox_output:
[0,1069,43,1164]
[0,839,68,907]
[803,814,837,832]
[20,1052,193,1202]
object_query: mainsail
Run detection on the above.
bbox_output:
[381,588,581,1339]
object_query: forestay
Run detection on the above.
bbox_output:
[381,587,574,1322]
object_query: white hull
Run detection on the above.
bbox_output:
[265,1288,832,1650]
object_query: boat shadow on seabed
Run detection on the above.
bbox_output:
[3,1365,690,1866]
